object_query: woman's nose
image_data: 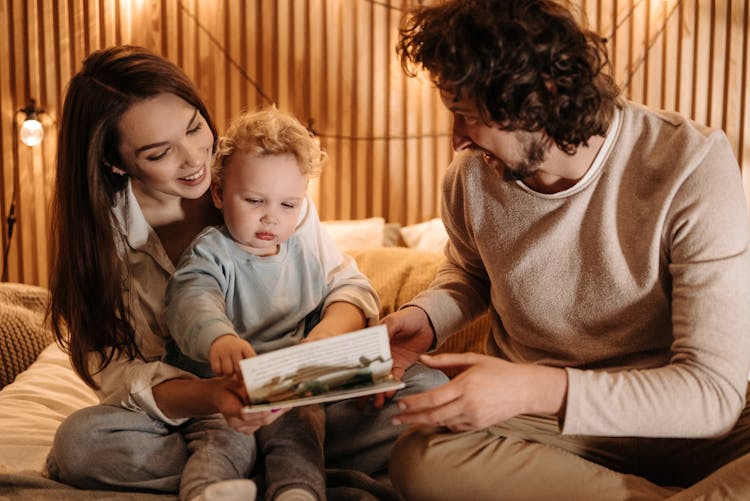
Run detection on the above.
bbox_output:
[182,144,204,168]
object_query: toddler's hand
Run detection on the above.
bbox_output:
[209,334,256,377]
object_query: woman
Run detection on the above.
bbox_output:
[47,45,446,500]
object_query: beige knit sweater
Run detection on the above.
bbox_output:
[410,102,750,438]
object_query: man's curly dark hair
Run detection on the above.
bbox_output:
[396,0,621,154]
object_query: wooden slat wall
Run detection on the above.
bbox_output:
[0,0,748,287]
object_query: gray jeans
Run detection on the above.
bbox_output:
[47,363,448,498]
[257,405,326,500]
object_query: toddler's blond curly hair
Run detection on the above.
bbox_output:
[212,106,326,187]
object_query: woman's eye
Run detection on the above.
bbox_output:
[147,148,170,161]
[187,122,203,135]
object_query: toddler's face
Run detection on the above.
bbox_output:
[212,152,307,256]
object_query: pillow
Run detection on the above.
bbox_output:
[0,283,54,389]
[349,247,444,317]
[400,218,449,253]
[321,217,386,251]
[350,247,488,376]
[382,222,405,247]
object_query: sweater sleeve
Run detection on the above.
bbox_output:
[164,232,237,363]
[408,154,492,346]
[298,199,381,325]
[563,131,750,438]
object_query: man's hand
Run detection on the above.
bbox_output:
[382,306,436,381]
[391,353,567,431]
[209,334,256,377]
[365,306,436,410]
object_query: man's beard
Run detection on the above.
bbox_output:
[504,132,549,181]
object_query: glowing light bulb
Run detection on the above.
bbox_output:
[20,118,44,147]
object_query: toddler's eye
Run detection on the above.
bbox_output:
[282,202,297,209]
[246,198,263,205]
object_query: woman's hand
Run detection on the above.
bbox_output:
[153,376,289,434]
[224,407,292,435]
[208,376,290,434]
[391,353,568,431]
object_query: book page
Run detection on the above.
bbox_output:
[240,325,403,410]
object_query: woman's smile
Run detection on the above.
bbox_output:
[179,165,207,184]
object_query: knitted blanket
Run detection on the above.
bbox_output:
[0,283,53,389]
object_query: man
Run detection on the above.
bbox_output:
[384,0,750,499]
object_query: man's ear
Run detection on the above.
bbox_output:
[210,182,223,210]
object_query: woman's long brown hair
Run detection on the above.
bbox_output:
[48,45,217,389]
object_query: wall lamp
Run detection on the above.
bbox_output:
[19,99,44,147]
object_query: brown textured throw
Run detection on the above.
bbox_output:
[0,283,53,388]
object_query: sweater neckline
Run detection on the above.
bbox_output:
[515,106,622,199]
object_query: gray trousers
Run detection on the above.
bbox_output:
[47,363,448,498]
[257,405,326,500]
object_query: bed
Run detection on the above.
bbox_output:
[0,218,489,499]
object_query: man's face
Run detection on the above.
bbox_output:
[440,88,549,181]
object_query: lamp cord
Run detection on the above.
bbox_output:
[1,192,16,282]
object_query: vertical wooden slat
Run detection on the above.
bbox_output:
[723,0,744,155]
[387,0,405,223]
[226,0,241,122]
[354,1,372,219]
[692,0,711,123]
[340,1,355,219]
[276,0,291,112]
[306,0,323,208]
[370,0,388,218]
[708,0,726,130]
[662,0,679,111]
[740,0,750,175]
[0,0,16,282]
[1,0,749,285]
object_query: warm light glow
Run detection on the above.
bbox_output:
[20,118,44,147]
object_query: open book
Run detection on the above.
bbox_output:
[239,325,404,413]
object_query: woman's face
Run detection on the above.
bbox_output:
[116,92,213,201]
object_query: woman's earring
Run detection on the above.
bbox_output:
[104,160,127,176]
